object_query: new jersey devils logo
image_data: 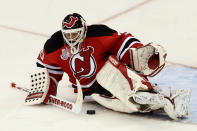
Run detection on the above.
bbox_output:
[63,16,78,28]
[70,46,97,80]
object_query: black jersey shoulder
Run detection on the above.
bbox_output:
[86,24,117,37]
[44,30,64,54]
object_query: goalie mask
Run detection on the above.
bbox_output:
[61,13,87,54]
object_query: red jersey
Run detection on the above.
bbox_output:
[36,25,143,92]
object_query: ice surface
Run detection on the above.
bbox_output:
[0,0,197,130]
[149,66,197,123]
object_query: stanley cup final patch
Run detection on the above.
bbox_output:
[60,49,70,60]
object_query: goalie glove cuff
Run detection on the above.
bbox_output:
[43,76,58,104]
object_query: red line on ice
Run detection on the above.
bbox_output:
[0,24,49,38]
[0,0,196,69]
[97,0,153,23]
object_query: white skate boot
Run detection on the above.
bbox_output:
[171,88,191,118]
[163,88,191,120]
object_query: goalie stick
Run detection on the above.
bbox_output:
[10,81,83,114]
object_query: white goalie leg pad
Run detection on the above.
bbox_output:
[129,43,167,77]
[25,68,50,105]
[91,94,138,113]
[133,92,165,106]
[162,88,191,120]
[96,56,153,112]
[163,98,178,120]
[131,92,168,112]
[171,88,191,118]
[132,91,181,120]
[152,85,171,97]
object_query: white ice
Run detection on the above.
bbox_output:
[0,0,197,131]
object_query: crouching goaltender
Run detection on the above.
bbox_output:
[25,13,191,120]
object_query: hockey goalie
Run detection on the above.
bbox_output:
[24,13,191,120]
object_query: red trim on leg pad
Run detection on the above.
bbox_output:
[108,55,134,90]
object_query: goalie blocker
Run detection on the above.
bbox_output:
[94,54,191,120]
[25,68,58,105]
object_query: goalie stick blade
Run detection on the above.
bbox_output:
[48,95,81,114]
[10,82,83,114]
[50,79,84,113]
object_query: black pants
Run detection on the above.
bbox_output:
[72,81,113,98]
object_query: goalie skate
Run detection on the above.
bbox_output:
[171,88,191,118]
[163,88,191,120]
